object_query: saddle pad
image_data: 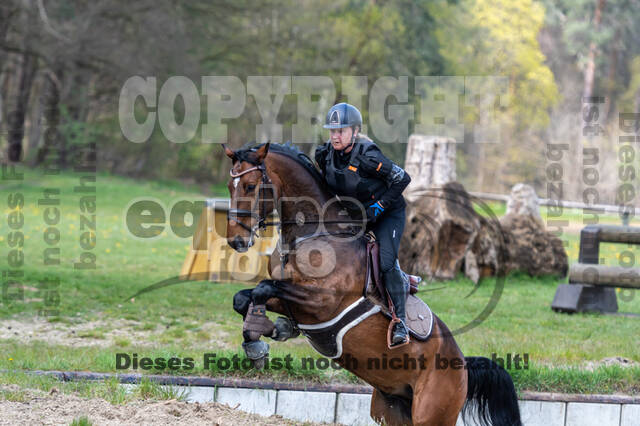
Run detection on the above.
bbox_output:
[404,295,434,340]
[373,294,434,341]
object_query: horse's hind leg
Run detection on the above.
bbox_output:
[410,367,466,426]
[370,389,413,426]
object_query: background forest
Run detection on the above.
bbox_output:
[1,0,639,203]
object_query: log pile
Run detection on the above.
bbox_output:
[399,135,567,282]
[399,182,502,283]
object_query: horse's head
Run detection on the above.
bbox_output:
[223,142,273,252]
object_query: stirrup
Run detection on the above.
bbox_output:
[387,318,410,349]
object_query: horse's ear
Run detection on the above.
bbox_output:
[222,144,236,161]
[255,142,270,163]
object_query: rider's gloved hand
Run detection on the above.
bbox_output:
[366,200,386,223]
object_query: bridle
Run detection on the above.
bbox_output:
[228,163,273,246]
[227,159,365,256]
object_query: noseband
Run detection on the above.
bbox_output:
[228,164,274,242]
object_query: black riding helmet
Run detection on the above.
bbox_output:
[323,102,362,130]
[323,103,362,154]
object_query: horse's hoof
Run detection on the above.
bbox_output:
[272,317,300,341]
[242,340,270,367]
[252,357,266,370]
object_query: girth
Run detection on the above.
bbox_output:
[297,297,381,358]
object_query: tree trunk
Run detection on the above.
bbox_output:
[582,0,606,101]
[7,52,37,162]
[25,72,44,162]
[403,134,456,202]
[33,70,61,167]
[603,29,619,120]
[0,68,7,147]
[0,4,16,67]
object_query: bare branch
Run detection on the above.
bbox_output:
[35,0,71,43]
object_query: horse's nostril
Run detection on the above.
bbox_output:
[229,235,248,251]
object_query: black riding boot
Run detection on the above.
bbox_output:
[382,266,409,346]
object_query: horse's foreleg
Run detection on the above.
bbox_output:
[233,287,288,319]
[236,281,276,367]
[239,280,301,368]
[250,280,300,341]
[243,281,280,342]
[233,289,253,318]
[233,283,299,343]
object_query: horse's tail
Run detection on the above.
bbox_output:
[462,356,522,426]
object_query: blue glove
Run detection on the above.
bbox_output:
[366,201,386,222]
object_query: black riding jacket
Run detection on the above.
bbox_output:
[314,136,411,214]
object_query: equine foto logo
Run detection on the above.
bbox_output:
[124,186,508,337]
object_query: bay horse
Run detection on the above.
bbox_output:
[223,142,521,426]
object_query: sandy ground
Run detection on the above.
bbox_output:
[0,318,231,349]
[583,356,640,371]
[0,385,320,426]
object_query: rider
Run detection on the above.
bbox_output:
[314,102,412,347]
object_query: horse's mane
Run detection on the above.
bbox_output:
[235,141,328,191]
[236,141,367,253]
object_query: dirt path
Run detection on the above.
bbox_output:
[0,318,231,349]
[0,385,320,425]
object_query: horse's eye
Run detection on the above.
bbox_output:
[246,184,256,193]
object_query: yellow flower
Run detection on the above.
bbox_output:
[106,248,111,253]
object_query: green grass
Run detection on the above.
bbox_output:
[1,166,640,395]
[0,386,28,402]
[70,417,93,426]
[511,364,640,394]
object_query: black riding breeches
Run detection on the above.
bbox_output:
[368,205,406,273]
